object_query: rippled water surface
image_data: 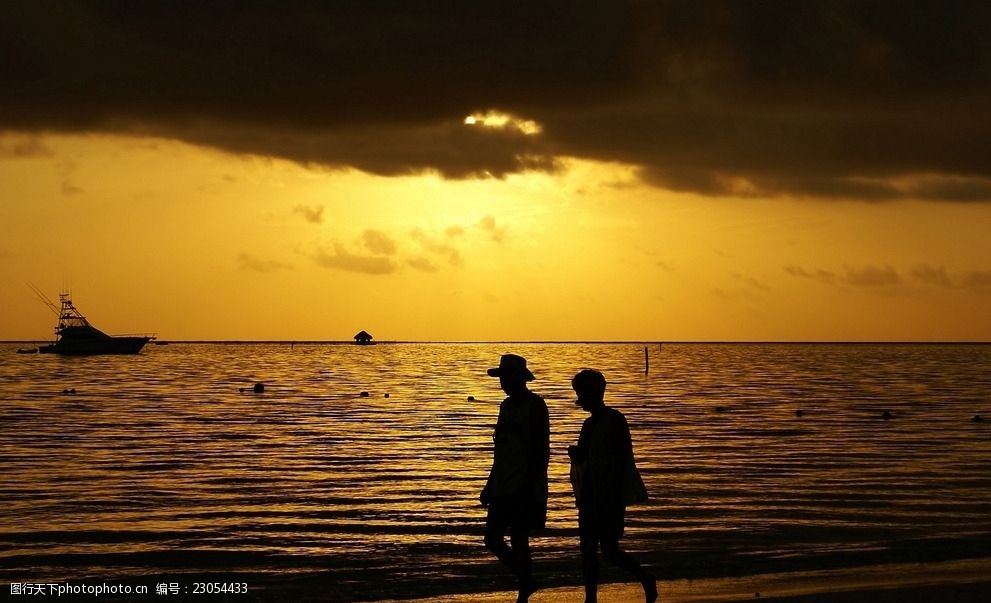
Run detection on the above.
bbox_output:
[1,343,989,598]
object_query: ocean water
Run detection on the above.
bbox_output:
[1,343,989,599]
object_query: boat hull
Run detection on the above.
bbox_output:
[38,336,152,355]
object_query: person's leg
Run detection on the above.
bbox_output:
[600,537,656,603]
[578,506,599,603]
[484,500,515,572]
[599,506,656,603]
[509,528,537,602]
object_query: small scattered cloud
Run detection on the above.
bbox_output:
[729,272,771,292]
[411,228,463,266]
[362,229,398,255]
[407,256,437,272]
[787,262,991,294]
[478,215,506,243]
[57,157,82,196]
[784,265,836,284]
[238,253,293,273]
[293,204,324,224]
[910,265,991,292]
[786,264,902,288]
[445,226,466,238]
[0,134,54,158]
[634,245,674,271]
[910,264,952,288]
[312,242,397,275]
[962,270,991,292]
[61,179,83,196]
[746,277,770,292]
[844,264,902,287]
[904,175,991,203]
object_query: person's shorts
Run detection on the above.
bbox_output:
[578,502,625,548]
[486,493,535,531]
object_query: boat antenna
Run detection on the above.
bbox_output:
[26,282,60,316]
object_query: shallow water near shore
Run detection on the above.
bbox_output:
[1,343,990,600]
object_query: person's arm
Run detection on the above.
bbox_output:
[535,397,550,471]
[619,413,634,466]
[480,403,504,506]
[569,417,590,461]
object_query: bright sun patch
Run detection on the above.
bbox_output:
[463,111,541,135]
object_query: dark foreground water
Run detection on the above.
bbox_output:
[1,343,989,600]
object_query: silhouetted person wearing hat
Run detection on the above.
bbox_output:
[569,369,656,603]
[481,354,550,602]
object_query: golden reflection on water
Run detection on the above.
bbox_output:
[1,343,989,593]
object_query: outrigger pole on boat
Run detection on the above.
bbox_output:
[27,282,60,316]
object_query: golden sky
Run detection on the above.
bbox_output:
[3,131,990,341]
[2,3,991,341]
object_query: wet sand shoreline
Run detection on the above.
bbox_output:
[60,556,988,602]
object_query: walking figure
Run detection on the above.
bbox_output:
[480,354,550,602]
[569,369,656,603]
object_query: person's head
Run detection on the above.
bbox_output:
[572,368,606,412]
[487,354,535,395]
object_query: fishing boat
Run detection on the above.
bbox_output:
[37,293,153,355]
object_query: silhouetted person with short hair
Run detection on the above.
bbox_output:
[481,354,550,602]
[569,369,656,603]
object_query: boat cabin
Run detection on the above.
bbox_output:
[353,330,374,345]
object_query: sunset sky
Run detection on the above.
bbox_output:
[2,1,990,341]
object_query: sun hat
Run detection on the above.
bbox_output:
[487,353,535,381]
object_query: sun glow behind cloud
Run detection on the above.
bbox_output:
[464,111,542,136]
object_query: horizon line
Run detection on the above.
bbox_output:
[3,339,991,345]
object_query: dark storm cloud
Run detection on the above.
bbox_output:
[3,1,991,200]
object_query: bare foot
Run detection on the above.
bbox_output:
[516,579,539,603]
[643,574,658,603]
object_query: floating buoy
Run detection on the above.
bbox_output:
[359,391,369,397]
[467,396,475,401]
[795,409,804,417]
[882,410,892,420]
[715,406,726,413]
[253,383,265,393]
[384,393,390,398]
[973,415,984,422]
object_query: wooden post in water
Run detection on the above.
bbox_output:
[644,346,649,374]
